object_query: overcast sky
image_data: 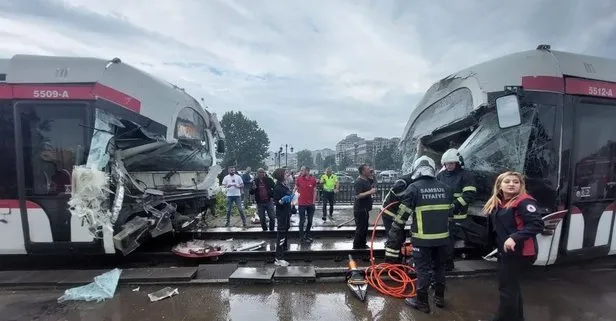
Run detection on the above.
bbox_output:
[1,0,615,151]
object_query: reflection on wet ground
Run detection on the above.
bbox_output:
[2,269,616,321]
[175,237,387,253]
[208,205,381,229]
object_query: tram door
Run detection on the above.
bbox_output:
[567,97,616,257]
[0,102,28,254]
[14,100,102,254]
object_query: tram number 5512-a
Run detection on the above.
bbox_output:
[588,86,614,97]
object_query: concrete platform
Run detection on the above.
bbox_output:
[120,267,197,283]
[273,266,316,283]
[2,256,610,288]
[228,267,275,285]
[194,264,239,283]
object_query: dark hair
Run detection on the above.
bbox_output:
[358,164,368,174]
[272,168,286,181]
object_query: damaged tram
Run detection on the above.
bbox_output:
[0,54,225,256]
[400,45,616,266]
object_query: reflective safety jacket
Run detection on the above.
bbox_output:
[384,177,453,259]
[436,168,476,221]
[381,174,414,220]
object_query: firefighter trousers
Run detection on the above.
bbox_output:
[413,245,448,297]
[447,221,460,266]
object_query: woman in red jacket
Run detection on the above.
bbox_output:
[482,171,544,321]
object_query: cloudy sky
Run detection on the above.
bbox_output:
[1,0,615,151]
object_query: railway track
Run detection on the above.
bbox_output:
[0,227,488,271]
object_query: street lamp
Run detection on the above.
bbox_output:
[280,144,294,167]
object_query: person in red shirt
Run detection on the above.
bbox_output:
[294,166,318,243]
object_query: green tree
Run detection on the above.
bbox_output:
[220,111,270,169]
[315,152,323,170]
[296,149,314,169]
[375,144,403,170]
[322,155,336,170]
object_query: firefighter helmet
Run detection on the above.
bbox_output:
[411,155,436,180]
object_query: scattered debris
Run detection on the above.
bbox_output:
[483,248,498,262]
[132,287,140,292]
[57,268,122,303]
[274,259,289,267]
[250,214,260,224]
[68,166,113,237]
[148,287,179,302]
[235,241,266,252]
[172,239,224,260]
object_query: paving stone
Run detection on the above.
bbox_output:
[119,267,197,282]
[274,266,316,283]
[228,267,275,284]
[196,264,238,280]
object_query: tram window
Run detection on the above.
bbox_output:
[175,107,210,151]
[458,108,536,200]
[18,102,90,196]
[0,102,17,199]
[401,88,474,173]
[572,101,616,201]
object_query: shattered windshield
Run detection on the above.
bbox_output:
[459,107,536,174]
[401,88,474,174]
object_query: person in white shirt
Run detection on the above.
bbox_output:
[222,166,247,228]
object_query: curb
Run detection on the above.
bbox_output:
[1,258,614,288]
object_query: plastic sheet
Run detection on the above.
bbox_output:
[57,268,122,303]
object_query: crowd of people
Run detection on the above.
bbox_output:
[216,147,545,320]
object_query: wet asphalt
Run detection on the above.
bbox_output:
[1,268,615,321]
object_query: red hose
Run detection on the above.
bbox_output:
[364,201,417,298]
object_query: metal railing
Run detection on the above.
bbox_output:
[316,182,393,205]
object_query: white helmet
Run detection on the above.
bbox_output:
[411,155,436,180]
[441,148,462,164]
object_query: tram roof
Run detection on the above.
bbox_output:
[402,45,616,142]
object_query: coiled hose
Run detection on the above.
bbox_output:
[364,201,417,298]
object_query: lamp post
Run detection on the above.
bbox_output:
[277,147,283,167]
[280,144,294,167]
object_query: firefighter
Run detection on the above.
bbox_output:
[381,173,413,236]
[384,155,453,313]
[437,148,477,271]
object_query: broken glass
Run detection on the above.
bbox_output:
[459,107,536,174]
[86,109,123,171]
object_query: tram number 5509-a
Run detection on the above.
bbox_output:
[32,89,70,99]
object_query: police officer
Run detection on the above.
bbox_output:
[436,148,477,271]
[384,155,453,313]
